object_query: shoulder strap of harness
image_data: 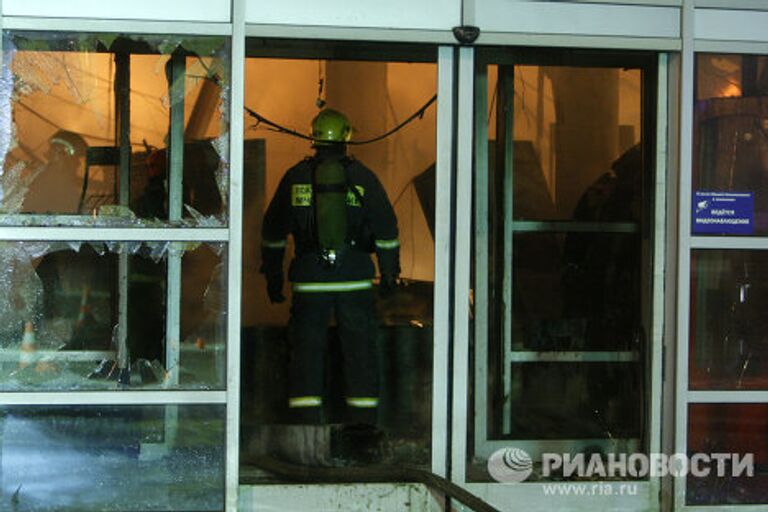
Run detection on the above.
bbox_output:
[308,156,319,250]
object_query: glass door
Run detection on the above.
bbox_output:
[462,48,665,510]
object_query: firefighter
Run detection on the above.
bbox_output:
[261,108,400,426]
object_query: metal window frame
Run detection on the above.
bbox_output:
[0,391,227,405]
[226,1,245,509]
[0,228,229,241]
[674,0,768,510]
[450,45,475,485]
[672,6,696,510]
[432,45,455,479]
[2,17,232,36]
[0,14,457,506]
[20,0,768,509]
[2,0,232,23]
[245,24,455,45]
[0,9,242,512]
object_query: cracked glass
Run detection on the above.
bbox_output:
[0,241,227,390]
[0,31,230,226]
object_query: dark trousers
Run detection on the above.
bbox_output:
[288,289,379,423]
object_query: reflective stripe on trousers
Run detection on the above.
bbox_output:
[289,396,322,408]
[292,280,373,293]
[374,239,400,250]
[346,397,379,408]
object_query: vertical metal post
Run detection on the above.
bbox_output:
[165,239,182,387]
[227,0,246,509]
[115,50,131,382]
[498,65,515,435]
[432,45,455,479]
[116,51,131,208]
[675,0,696,509]
[0,0,6,472]
[473,62,490,450]
[650,52,669,511]
[451,45,475,485]
[166,49,185,387]
[168,49,186,220]
[662,51,682,512]
[161,47,187,456]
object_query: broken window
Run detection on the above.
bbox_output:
[0,30,231,510]
[0,32,232,390]
[0,31,230,225]
[0,241,226,390]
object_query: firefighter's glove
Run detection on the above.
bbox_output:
[379,274,398,298]
[266,274,286,304]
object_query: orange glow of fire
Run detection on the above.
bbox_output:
[720,83,742,98]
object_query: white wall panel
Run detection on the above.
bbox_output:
[695,8,768,43]
[3,0,230,23]
[696,0,768,9]
[540,0,680,4]
[245,0,460,31]
[239,484,440,512]
[474,1,680,39]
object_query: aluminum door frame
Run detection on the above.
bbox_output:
[451,46,668,512]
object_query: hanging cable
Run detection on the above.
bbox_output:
[244,106,316,142]
[316,61,326,109]
[204,54,434,146]
[348,94,436,145]
[244,94,437,146]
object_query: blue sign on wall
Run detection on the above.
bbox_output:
[692,191,754,235]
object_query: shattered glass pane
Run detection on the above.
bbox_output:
[0,241,227,391]
[0,31,230,226]
[0,242,47,340]
[0,404,225,511]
